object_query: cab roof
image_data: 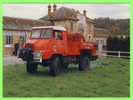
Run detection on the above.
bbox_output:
[32,26,66,31]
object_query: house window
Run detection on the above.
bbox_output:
[89,24,91,33]
[96,40,99,44]
[19,32,26,45]
[79,23,84,32]
[5,32,13,45]
[88,36,91,40]
[91,24,94,32]
[88,34,92,40]
[19,32,25,40]
[123,35,126,39]
[101,40,103,44]
[20,36,25,41]
[70,22,73,31]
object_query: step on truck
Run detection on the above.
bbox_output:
[18,26,97,76]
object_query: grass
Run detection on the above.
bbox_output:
[3,57,130,97]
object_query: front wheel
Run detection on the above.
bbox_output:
[49,56,62,76]
[26,62,38,73]
[79,56,90,71]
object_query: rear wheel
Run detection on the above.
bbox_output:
[26,62,38,73]
[49,56,62,76]
[62,57,69,72]
[63,63,69,72]
[79,56,90,71]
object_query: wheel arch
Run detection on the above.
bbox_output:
[51,54,63,59]
[80,49,92,56]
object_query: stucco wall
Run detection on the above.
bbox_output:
[54,14,95,41]
[4,30,31,55]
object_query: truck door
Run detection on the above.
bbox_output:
[67,34,80,55]
[53,30,65,54]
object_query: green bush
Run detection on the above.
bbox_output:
[107,36,130,56]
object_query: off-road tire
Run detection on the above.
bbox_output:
[79,56,90,71]
[26,62,37,73]
[49,56,62,76]
[63,63,69,72]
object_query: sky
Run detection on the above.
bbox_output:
[3,4,130,19]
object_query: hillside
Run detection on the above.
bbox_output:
[94,17,129,36]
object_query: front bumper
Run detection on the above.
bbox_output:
[18,48,33,61]
[18,48,42,63]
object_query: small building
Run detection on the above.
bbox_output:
[3,16,51,55]
[94,28,110,51]
[40,4,94,41]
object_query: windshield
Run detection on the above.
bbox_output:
[31,29,53,38]
[31,30,41,38]
[41,30,53,38]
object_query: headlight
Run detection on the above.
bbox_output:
[33,51,42,58]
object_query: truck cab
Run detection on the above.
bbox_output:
[18,26,97,76]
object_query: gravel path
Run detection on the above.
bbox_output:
[4,56,25,66]
[4,56,102,68]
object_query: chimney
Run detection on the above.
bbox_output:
[53,4,57,12]
[48,4,52,16]
[83,10,86,16]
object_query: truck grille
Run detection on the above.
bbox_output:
[33,51,42,63]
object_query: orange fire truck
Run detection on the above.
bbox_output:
[18,26,97,76]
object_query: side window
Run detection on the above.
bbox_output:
[54,31,62,40]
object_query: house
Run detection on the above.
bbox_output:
[40,4,95,41]
[3,16,51,55]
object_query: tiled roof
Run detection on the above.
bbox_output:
[86,17,94,23]
[52,7,78,21]
[3,16,52,31]
[40,7,78,21]
[40,7,94,23]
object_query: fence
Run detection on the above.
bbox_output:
[97,50,130,58]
